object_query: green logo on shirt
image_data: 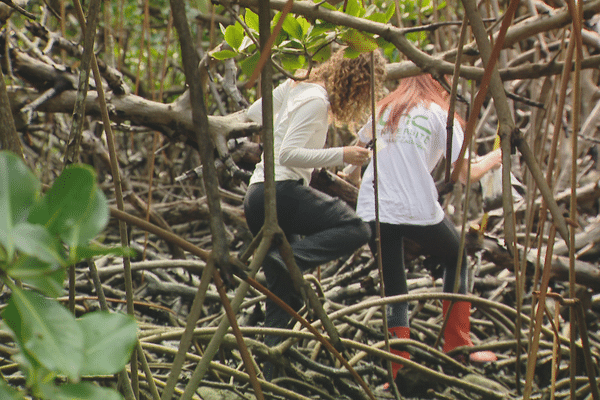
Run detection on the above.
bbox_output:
[410,115,431,135]
[378,113,432,150]
[398,115,431,150]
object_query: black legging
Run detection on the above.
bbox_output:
[244,180,371,344]
[368,217,467,328]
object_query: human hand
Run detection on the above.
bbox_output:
[486,148,503,170]
[478,148,502,171]
[343,146,371,166]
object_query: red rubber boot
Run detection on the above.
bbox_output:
[388,326,410,379]
[442,300,497,363]
[382,326,410,391]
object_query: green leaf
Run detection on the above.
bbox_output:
[312,45,331,62]
[0,378,23,400]
[280,39,303,50]
[23,268,67,297]
[281,53,306,71]
[307,37,331,55]
[365,3,396,24]
[341,29,379,53]
[73,244,135,261]
[272,26,288,47]
[407,30,428,46]
[7,253,59,279]
[377,37,399,62]
[298,17,310,36]
[28,164,108,251]
[0,151,41,261]
[341,0,364,17]
[365,12,387,23]
[7,255,65,297]
[210,50,238,60]
[12,223,66,266]
[2,288,83,380]
[343,47,362,58]
[224,23,244,50]
[244,9,259,32]
[281,14,303,40]
[307,22,336,39]
[21,267,66,298]
[315,0,336,11]
[419,0,434,14]
[240,52,260,78]
[78,312,137,376]
[384,2,396,23]
[39,382,124,400]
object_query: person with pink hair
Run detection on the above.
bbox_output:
[353,74,501,388]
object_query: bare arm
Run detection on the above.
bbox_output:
[457,148,503,185]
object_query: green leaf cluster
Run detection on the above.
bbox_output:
[215,0,397,78]
[398,0,448,52]
[397,0,446,21]
[0,151,138,400]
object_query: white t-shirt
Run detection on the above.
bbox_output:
[356,103,464,226]
[246,80,344,186]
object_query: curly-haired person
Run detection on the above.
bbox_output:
[243,48,386,380]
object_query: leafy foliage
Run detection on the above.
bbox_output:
[0,151,138,400]
[212,0,447,76]
[215,0,397,76]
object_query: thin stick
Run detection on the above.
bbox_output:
[213,270,265,400]
[159,259,215,400]
[245,0,295,89]
[71,0,137,396]
[567,0,583,395]
[523,225,557,399]
[369,51,400,400]
[444,17,468,184]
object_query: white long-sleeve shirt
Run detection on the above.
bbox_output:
[246,80,344,186]
[356,103,464,225]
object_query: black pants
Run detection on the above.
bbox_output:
[244,180,371,345]
[368,217,467,328]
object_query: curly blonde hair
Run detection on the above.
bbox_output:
[308,49,386,126]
